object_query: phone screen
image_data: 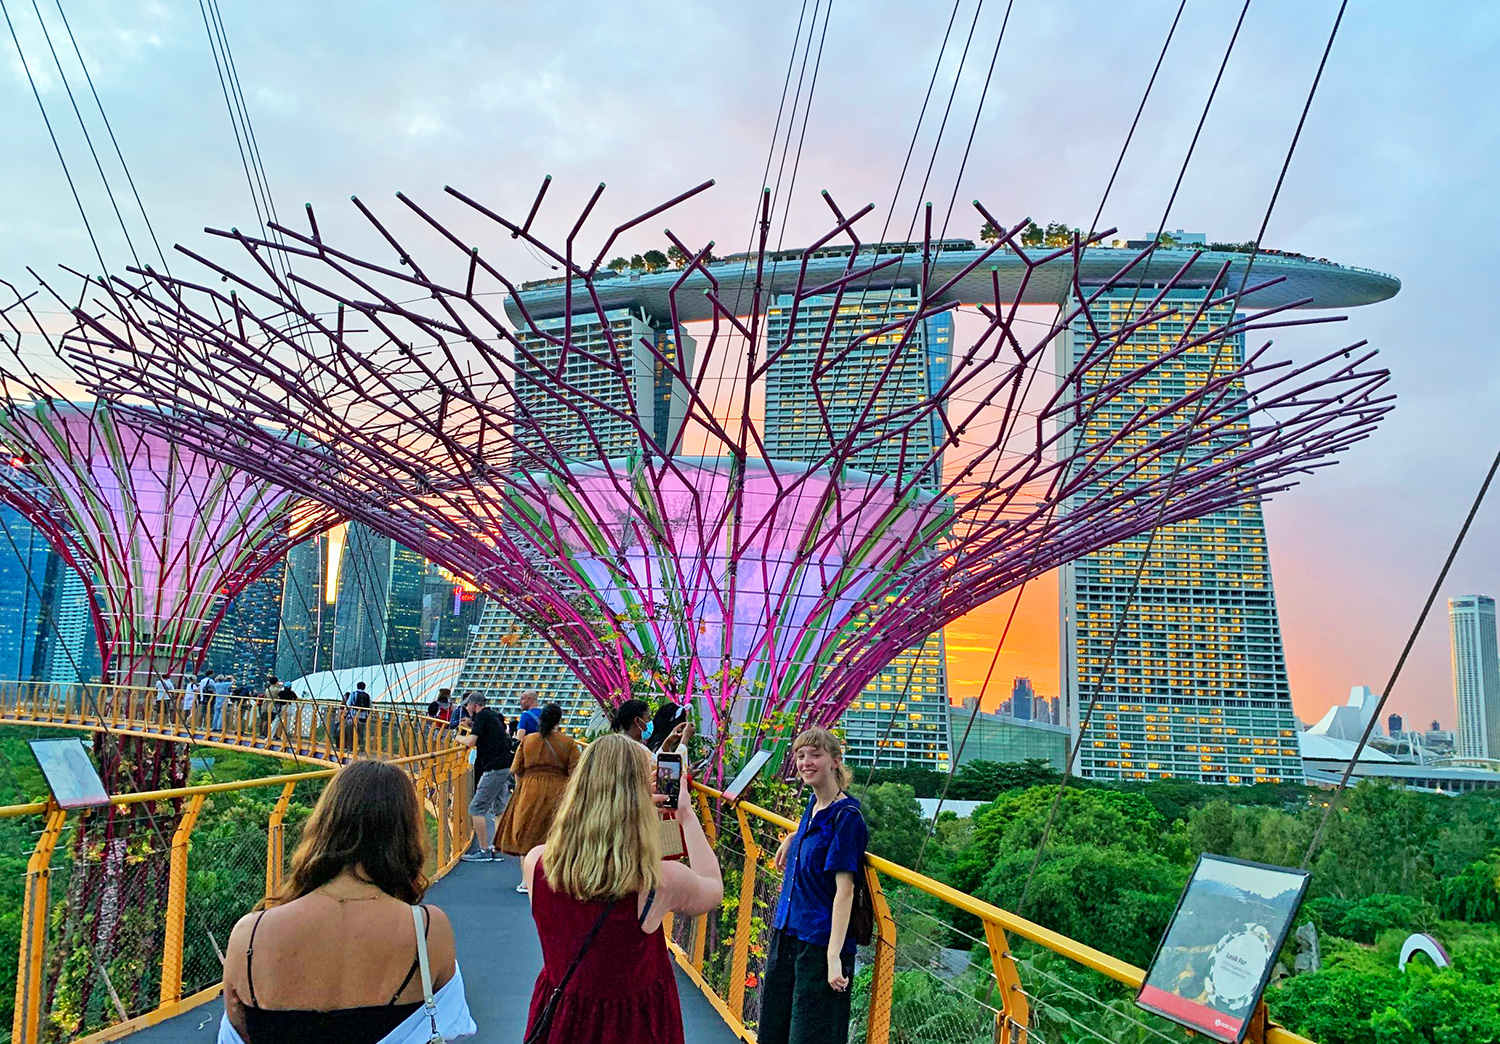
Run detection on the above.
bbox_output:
[656,753,683,810]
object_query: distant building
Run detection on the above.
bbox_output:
[275,531,337,680]
[1388,713,1403,736]
[208,560,285,687]
[0,504,54,681]
[43,563,100,684]
[454,600,595,727]
[953,698,1069,772]
[331,523,426,670]
[1010,678,1035,722]
[1449,595,1500,758]
[421,567,484,660]
[1306,686,1382,742]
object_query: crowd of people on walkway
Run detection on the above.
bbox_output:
[215,689,870,1044]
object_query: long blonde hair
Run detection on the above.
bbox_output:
[542,733,662,900]
[792,726,853,791]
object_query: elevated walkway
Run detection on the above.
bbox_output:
[0,682,1321,1044]
[134,860,738,1042]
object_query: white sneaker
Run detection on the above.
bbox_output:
[516,882,529,894]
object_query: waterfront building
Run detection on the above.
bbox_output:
[1059,286,1304,785]
[1449,595,1500,759]
[764,286,954,769]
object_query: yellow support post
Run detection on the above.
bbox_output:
[984,920,1030,1044]
[865,865,896,1044]
[265,782,297,901]
[160,793,206,1008]
[436,771,450,868]
[726,804,761,1022]
[690,788,715,969]
[13,805,66,1044]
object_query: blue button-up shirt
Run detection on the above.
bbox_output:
[772,794,868,956]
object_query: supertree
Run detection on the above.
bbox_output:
[0,281,339,1033]
[59,181,1392,772]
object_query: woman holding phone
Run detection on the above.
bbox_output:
[521,733,722,1043]
[761,727,868,1044]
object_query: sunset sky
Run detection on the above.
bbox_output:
[3,1,1498,729]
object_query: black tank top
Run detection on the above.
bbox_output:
[239,906,428,1044]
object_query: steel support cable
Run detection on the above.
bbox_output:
[771,0,836,253]
[25,0,143,270]
[1301,437,1500,868]
[0,0,110,276]
[1019,0,1349,915]
[52,0,172,274]
[933,0,1013,245]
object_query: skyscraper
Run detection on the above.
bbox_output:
[275,530,337,680]
[456,306,698,721]
[1010,677,1036,722]
[1060,287,1303,785]
[1449,595,1500,759]
[0,504,54,681]
[764,285,954,769]
[330,522,426,670]
[1388,713,1404,736]
[208,560,286,685]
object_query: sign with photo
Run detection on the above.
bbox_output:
[29,738,110,809]
[1137,854,1310,1043]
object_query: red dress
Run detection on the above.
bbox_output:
[527,863,684,1044]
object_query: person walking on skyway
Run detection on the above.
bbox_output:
[514,689,541,736]
[457,694,512,863]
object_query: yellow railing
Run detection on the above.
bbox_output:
[670,779,1316,1044]
[0,682,472,1044]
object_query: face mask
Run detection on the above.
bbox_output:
[642,720,654,741]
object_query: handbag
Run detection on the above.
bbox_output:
[833,807,876,946]
[411,905,446,1044]
[522,899,618,1044]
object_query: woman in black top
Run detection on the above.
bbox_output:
[220,760,475,1042]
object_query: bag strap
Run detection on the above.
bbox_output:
[558,899,616,989]
[410,905,441,1041]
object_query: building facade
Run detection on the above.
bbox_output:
[208,561,285,686]
[330,522,426,671]
[275,531,337,681]
[952,698,1071,771]
[454,599,599,729]
[0,504,54,682]
[764,287,954,769]
[1059,288,1304,785]
[1449,595,1500,759]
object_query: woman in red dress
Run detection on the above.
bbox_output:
[520,733,722,1043]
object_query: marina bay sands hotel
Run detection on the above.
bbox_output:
[456,235,1399,785]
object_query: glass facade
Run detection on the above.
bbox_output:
[275,532,336,680]
[765,288,954,769]
[208,560,285,686]
[0,504,54,681]
[952,706,1071,772]
[1060,288,1303,785]
[1449,595,1500,759]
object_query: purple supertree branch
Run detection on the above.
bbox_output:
[55,180,1392,759]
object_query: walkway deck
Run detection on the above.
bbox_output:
[135,858,739,1042]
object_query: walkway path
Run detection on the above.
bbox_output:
[136,858,739,1042]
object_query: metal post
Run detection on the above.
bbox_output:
[727,804,760,1021]
[12,805,66,1044]
[984,920,1030,1044]
[265,781,297,901]
[160,793,206,1007]
[690,788,715,970]
[450,757,469,864]
[865,865,896,1044]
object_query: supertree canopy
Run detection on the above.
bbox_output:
[0,283,338,683]
[59,181,1392,760]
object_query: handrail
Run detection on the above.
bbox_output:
[685,777,1316,1044]
[0,682,475,1044]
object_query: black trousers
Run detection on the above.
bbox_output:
[758,929,855,1044]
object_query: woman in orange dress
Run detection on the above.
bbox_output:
[495,703,580,877]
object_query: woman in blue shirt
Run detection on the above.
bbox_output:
[761,726,868,1044]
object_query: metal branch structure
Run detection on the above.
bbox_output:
[60,181,1393,766]
[0,282,339,684]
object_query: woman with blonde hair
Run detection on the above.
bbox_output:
[761,726,868,1044]
[520,732,722,1043]
[219,759,476,1043]
[496,703,579,891]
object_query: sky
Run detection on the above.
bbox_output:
[2,0,1498,730]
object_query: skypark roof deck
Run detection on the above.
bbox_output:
[506,243,1400,324]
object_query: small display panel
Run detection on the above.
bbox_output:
[29,738,110,809]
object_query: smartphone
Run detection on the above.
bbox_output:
[656,751,684,810]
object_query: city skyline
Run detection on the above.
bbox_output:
[1,3,1495,729]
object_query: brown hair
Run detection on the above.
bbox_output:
[791,726,853,791]
[277,760,428,905]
